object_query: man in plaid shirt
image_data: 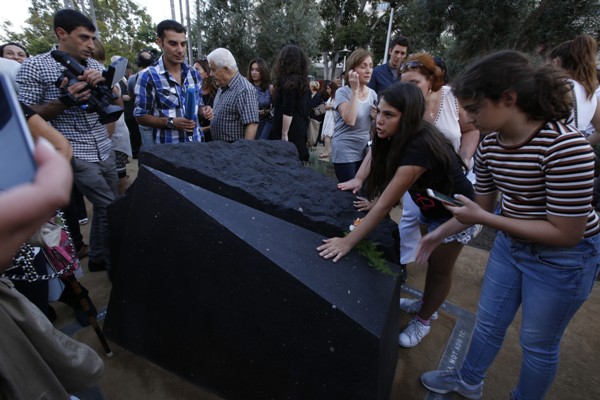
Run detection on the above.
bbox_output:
[17,9,121,274]
[207,48,259,142]
[134,20,210,144]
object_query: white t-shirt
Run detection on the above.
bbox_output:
[432,86,461,152]
[570,79,598,135]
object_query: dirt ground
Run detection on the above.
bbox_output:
[59,156,600,400]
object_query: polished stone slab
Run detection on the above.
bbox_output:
[105,166,402,400]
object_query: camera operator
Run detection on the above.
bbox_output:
[17,9,121,275]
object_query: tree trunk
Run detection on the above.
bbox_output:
[88,0,98,36]
[170,0,176,20]
[322,51,341,81]
[64,0,74,8]
[195,0,202,56]
[185,0,192,61]
[179,0,184,23]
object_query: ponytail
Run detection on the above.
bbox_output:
[550,35,598,99]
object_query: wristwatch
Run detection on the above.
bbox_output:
[166,117,175,129]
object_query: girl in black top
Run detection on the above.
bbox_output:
[318,82,478,347]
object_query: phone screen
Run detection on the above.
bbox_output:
[0,74,36,191]
[426,188,464,207]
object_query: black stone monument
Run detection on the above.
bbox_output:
[136,140,398,262]
[105,142,403,399]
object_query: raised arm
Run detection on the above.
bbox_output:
[318,164,424,262]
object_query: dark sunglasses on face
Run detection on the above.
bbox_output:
[400,60,424,73]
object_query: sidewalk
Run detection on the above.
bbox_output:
[60,158,600,400]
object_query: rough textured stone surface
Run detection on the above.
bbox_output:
[105,167,402,400]
[137,140,398,261]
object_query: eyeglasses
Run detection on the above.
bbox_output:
[400,60,424,73]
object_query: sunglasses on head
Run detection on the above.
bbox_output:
[400,60,424,73]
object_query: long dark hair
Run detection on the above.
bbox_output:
[327,81,339,100]
[364,82,455,199]
[272,45,309,95]
[452,50,572,122]
[247,57,271,91]
[195,58,217,98]
[550,35,598,99]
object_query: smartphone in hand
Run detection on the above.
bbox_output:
[426,188,464,207]
[0,74,36,191]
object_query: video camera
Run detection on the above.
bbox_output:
[51,50,128,124]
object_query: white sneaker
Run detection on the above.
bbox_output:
[399,298,438,320]
[399,318,431,347]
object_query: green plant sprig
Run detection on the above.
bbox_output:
[344,231,398,277]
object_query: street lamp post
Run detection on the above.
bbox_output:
[339,48,350,85]
[382,1,398,65]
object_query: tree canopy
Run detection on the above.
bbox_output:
[387,0,600,75]
[1,0,155,67]
[194,0,322,75]
[2,0,599,78]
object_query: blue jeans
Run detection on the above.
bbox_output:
[461,231,600,399]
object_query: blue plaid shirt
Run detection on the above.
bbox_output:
[134,56,203,143]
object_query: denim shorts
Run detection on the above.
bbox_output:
[419,214,482,245]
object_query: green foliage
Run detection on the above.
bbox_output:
[6,0,598,82]
[1,0,155,66]
[199,0,255,70]
[433,0,599,73]
[18,0,63,55]
[195,0,321,74]
[92,0,156,65]
[254,0,322,64]
[318,0,375,80]
[353,237,398,277]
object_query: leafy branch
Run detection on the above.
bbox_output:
[345,232,397,277]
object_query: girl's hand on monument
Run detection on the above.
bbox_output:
[317,237,352,263]
[353,196,373,212]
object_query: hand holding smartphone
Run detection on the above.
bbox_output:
[0,74,36,191]
[426,188,464,207]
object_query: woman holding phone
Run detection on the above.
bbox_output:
[419,51,600,400]
[317,82,479,347]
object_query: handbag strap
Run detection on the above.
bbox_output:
[570,81,578,129]
[1,211,78,282]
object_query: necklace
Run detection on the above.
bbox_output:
[425,91,439,121]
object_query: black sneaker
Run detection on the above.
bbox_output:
[88,259,106,272]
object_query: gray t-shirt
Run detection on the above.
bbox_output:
[331,85,377,163]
